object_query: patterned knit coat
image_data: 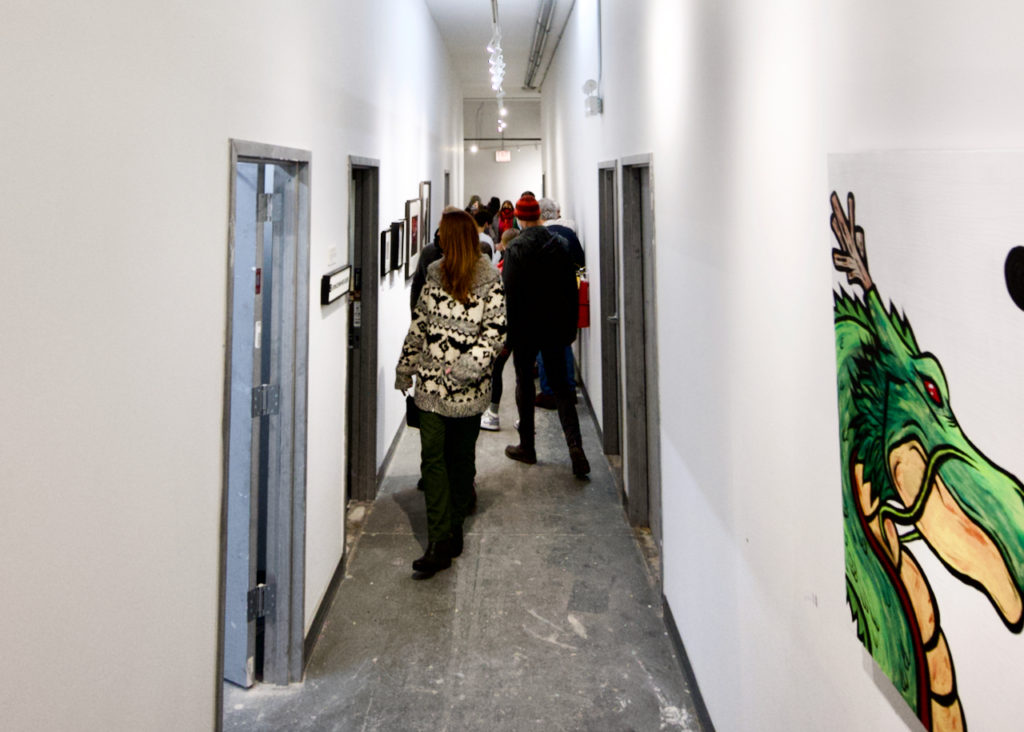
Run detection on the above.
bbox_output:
[395,256,506,418]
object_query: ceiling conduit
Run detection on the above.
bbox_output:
[523,0,556,89]
[537,0,578,91]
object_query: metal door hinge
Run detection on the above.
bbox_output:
[247,583,276,621]
[252,384,280,417]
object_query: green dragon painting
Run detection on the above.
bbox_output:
[831,192,1024,732]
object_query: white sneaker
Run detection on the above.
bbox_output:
[480,408,500,431]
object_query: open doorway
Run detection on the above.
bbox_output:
[219,140,311,700]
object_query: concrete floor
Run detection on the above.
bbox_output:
[224,376,705,731]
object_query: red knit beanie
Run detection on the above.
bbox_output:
[514,194,541,221]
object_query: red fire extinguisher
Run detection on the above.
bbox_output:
[577,278,590,328]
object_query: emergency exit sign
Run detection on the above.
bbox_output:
[495,150,511,163]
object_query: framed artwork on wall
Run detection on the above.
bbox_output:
[419,180,432,254]
[379,228,389,277]
[828,151,1024,732]
[405,198,421,280]
[390,220,404,272]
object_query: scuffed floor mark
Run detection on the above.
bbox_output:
[523,608,579,651]
[522,624,579,651]
[635,657,695,731]
[407,685,442,695]
[358,691,374,732]
[566,613,588,639]
[527,608,564,633]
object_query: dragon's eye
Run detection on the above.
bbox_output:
[923,378,943,407]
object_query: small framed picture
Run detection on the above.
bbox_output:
[405,198,421,280]
[390,220,404,272]
[379,229,390,278]
[418,180,432,254]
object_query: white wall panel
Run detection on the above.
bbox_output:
[0,1,460,729]
[541,1,1024,729]
[463,144,543,210]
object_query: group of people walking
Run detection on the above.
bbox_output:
[395,192,589,578]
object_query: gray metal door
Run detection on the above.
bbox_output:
[223,160,262,688]
[621,157,661,551]
[598,163,621,457]
[222,142,310,690]
[346,158,380,502]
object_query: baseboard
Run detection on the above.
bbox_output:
[662,596,717,732]
[303,549,348,671]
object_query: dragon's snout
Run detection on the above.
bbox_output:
[889,440,1024,629]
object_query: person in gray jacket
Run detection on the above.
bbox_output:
[396,210,506,577]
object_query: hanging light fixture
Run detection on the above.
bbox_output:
[488,0,506,134]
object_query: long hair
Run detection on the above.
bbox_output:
[439,210,481,303]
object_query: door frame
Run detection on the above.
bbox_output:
[218,139,311,709]
[620,154,662,552]
[346,156,380,501]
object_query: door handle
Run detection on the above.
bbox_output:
[607,313,619,323]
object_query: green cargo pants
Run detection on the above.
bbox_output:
[418,410,480,543]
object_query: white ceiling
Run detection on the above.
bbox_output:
[423,0,574,99]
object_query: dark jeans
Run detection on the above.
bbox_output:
[512,342,582,452]
[419,411,480,542]
[537,346,576,395]
[490,345,511,405]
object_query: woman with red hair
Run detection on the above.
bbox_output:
[396,210,506,577]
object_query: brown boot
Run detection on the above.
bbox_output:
[505,444,537,464]
[534,393,557,410]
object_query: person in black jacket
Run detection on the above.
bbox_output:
[501,194,590,478]
[534,197,583,409]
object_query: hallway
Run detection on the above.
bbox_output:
[224,374,704,731]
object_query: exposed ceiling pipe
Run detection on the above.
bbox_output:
[523,0,556,89]
[536,0,577,91]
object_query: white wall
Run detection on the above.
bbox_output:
[464,143,543,209]
[0,2,460,730]
[541,1,1024,730]
[463,98,543,207]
